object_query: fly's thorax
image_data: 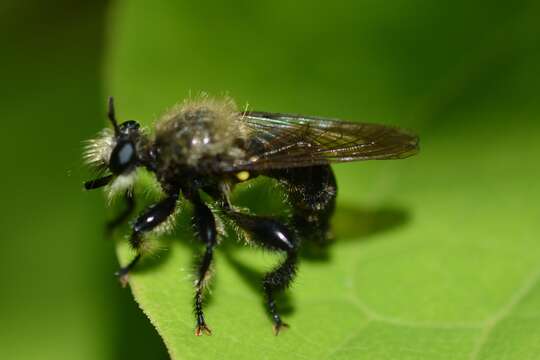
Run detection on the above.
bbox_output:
[153,97,247,170]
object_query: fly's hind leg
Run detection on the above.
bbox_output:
[228,212,298,334]
[269,165,337,245]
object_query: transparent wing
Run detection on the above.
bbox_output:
[222,111,419,171]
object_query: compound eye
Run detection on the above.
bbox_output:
[109,141,137,174]
[119,120,140,134]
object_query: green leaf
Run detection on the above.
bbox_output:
[107,0,540,358]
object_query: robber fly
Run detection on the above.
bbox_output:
[84,96,418,336]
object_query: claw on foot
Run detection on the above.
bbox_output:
[195,323,212,336]
[115,269,130,288]
[273,321,289,335]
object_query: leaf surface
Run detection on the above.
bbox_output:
[107,1,540,358]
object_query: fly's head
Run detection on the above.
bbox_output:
[84,97,149,197]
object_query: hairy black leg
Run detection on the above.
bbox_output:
[187,191,218,336]
[115,192,178,287]
[269,165,337,245]
[106,190,135,235]
[84,174,113,190]
[265,253,297,334]
[228,212,298,334]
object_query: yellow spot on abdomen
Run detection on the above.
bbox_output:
[236,171,250,182]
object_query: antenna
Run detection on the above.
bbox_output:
[107,96,120,135]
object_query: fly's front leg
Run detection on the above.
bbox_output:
[84,174,113,190]
[228,212,298,335]
[115,192,178,287]
[188,191,218,336]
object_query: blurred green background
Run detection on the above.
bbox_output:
[1,0,539,359]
